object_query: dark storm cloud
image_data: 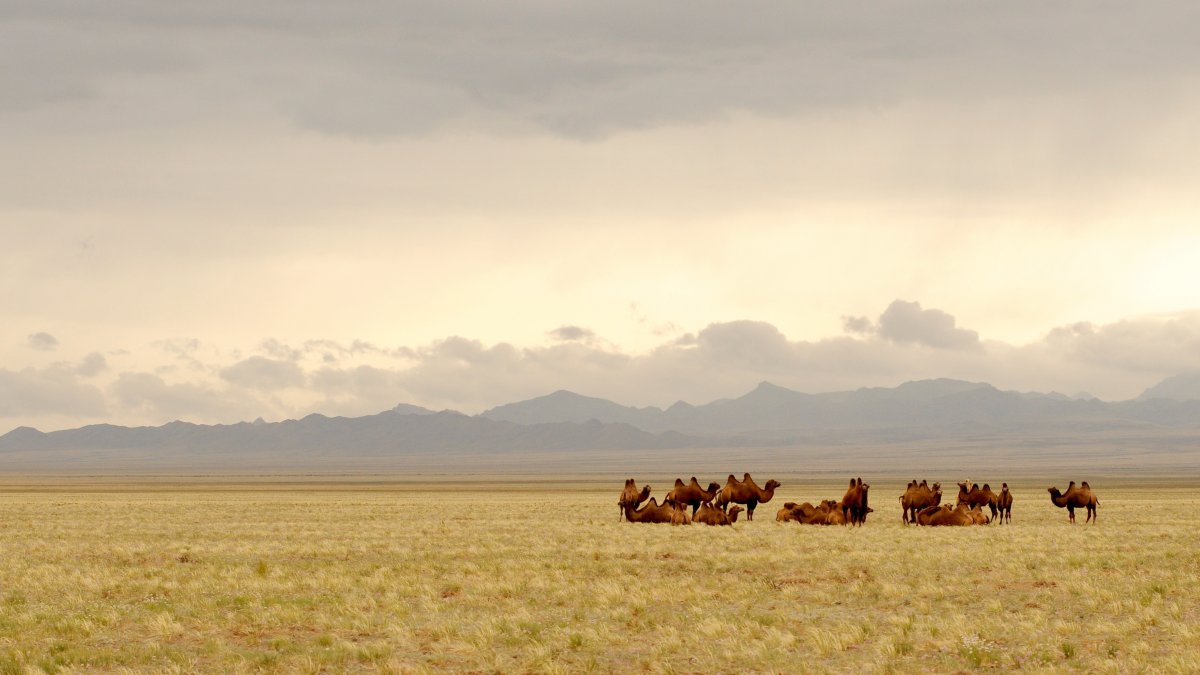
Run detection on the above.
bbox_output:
[5,2,1199,137]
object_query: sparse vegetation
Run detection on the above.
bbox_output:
[0,477,1197,672]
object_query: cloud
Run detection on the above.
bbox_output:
[13,301,1200,431]
[27,332,59,351]
[876,300,982,351]
[0,366,107,417]
[109,372,262,422]
[547,325,595,342]
[219,356,305,391]
[5,3,1199,139]
[75,352,108,377]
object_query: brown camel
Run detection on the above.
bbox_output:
[715,473,780,521]
[917,503,973,526]
[824,507,847,525]
[617,478,651,522]
[776,501,832,525]
[993,483,1013,524]
[694,502,744,526]
[623,497,684,524]
[1048,481,1099,524]
[840,477,871,526]
[669,499,692,526]
[666,477,723,516]
[967,505,990,525]
[957,481,999,521]
[899,480,942,525]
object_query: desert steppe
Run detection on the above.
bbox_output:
[1,473,1198,673]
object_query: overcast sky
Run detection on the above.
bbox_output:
[5,2,1200,431]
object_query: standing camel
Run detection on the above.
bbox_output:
[993,483,1013,524]
[1048,481,1099,524]
[715,473,780,521]
[666,477,722,516]
[899,480,941,525]
[841,477,870,526]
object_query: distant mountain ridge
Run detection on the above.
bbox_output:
[4,377,1200,466]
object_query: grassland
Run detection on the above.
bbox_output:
[0,475,1198,673]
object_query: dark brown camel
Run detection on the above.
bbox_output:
[899,480,942,525]
[715,473,780,521]
[841,477,870,526]
[617,478,651,522]
[1048,481,1099,524]
[666,477,723,516]
[957,481,999,521]
[994,483,1013,524]
[694,502,744,526]
[622,497,678,524]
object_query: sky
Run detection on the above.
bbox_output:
[4,2,1200,431]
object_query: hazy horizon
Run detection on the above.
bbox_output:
[6,3,1200,432]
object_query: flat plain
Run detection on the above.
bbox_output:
[1,474,1198,673]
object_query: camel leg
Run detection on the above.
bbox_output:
[1067,505,1075,524]
[747,500,757,521]
[692,503,700,517]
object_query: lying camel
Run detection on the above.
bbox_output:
[666,477,723,516]
[618,478,652,522]
[916,503,973,526]
[1048,481,1099,524]
[622,497,676,524]
[715,473,780,521]
[994,483,1013,524]
[957,482,999,522]
[669,499,691,526]
[841,477,870,526]
[967,505,990,525]
[776,501,831,525]
[694,502,744,526]
[899,480,942,525]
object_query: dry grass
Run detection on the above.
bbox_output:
[0,478,1198,673]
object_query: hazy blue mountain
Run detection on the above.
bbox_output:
[5,378,1200,470]
[1137,373,1200,402]
[481,389,662,427]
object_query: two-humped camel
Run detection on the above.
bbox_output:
[666,477,723,516]
[693,502,744,526]
[957,481,1000,522]
[841,477,870,526]
[617,478,651,522]
[715,473,780,521]
[1048,481,1099,524]
[899,480,942,525]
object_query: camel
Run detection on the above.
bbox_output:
[899,480,942,525]
[967,505,990,525]
[957,481,999,521]
[1048,481,1099,524]
[666,477,723,516]
[994,483,1013,524]
[840,477,870,526]
[694,502,744,526]
[824,507,846,525]
[622,497,679,524]
[715,473,780,521]
[917,503,973,526]
[618,478,651,522]
[776,501,832,525]
[669,499,692,526]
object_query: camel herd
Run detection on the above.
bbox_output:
[619,476,1100,526]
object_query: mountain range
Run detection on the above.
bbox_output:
[3,377,1200,470]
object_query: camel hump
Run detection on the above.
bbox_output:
[982,483,990,490]
[743,472,753,482]
[1081,481,1090,488]
[674,478,685,487]
[1002,483,1008,489]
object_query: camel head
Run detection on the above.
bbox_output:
[705,482,721,494]
[765,479,781,491]
[728,505,745,522]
